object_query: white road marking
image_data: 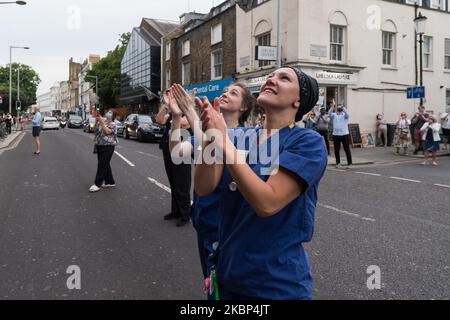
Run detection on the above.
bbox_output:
[147,177,171,194]
[114,151,135,167]
[434,184,450,189]
[390,176,421,183]
[136,151,162,160]
[355,172,382,177]
[318,203,376,222]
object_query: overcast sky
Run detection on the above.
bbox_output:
[0,0,218,95]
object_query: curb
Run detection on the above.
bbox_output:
[0,131,26,151]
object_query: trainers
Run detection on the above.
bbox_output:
[164,213,180,221]
[176,217,190,227]
[102,184,116,188]
[89,185,101,193]
[347,164,354,169]
[432,161,438,166]
[421,161,429,166]
[335,164,342,169]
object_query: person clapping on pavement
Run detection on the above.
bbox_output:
[315,107,330,155]
[89,110,118,193]
[302,111,317,130]
[441,107,450,151]
[411,105,428,155]
[329,101,353,169]
[394,112,411,155]
[420,115,441,166]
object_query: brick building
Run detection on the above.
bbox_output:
[162,0,237,101]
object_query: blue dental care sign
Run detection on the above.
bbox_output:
[185,78,234,102]
[407,86,425,99]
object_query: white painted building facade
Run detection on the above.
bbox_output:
[236,0,450,135]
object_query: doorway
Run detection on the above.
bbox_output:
[326,86,347,110]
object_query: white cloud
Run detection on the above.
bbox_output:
[0,0,216,95]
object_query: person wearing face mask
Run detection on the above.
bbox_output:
[315,107,330,155]
[175,67,327,300]
[329,101,353,169]
[89,109,118,193]
[167,82,255,299]
[376,114,388,147]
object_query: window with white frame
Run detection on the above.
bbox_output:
[330,25,345,62]
[445,39,450,70]
[423,36,433,69]
[165,42,171,61]
[211,24,222,45]
[182,40,190,57]
[211,49,223,80]
[182,62,190,85]
[382,31,396,67]
[256,32,272,67]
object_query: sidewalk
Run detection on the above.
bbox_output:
[0,130,25,151]
[328,146,450,166]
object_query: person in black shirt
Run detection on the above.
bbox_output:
[156,95,192,227]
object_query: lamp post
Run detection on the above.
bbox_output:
[9,46,30,114]
[414,12,427,105]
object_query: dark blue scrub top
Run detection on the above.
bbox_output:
[216,126,328,300]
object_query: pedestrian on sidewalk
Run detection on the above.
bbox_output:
[394,112,411,155]
[302,111,317,130]
[411,105,428,155]
[89,110,118,193]
[420,116,441,166]
[376,114,388,147]
[32,107,42,155]
[5,113,12,134]
[193,67,327,300]
[315,107,331,155]
[329,100,353,169]
[441,107,450,151]
[156,97,192,227]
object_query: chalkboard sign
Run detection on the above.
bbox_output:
[348,124,363,148]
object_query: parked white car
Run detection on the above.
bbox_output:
[41,117,60,130]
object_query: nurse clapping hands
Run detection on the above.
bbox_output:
[194,67,328,300]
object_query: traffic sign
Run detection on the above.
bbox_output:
[407,86,425,99]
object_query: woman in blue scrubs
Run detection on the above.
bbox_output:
[193,67,328,300]
[166,83,255,297]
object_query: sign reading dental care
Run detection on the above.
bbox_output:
[185,78,233,102]
[255,46,278,61]
[314,71,357,85]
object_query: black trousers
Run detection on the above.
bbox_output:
[333,135,353,165]
[6,122,12,134]
[162,142,192,219]
[95,145,115,187]
[317,129,330,155]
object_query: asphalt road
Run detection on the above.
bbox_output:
[0,128,448,300]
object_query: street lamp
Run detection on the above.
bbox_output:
[9,46,30,114]
[414,12,427,105]
[85,75,99,112]
[0,1,27,5]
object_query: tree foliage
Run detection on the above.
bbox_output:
[0,63,41,115]
[86,32,131,109]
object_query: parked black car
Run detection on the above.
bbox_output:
[123,114,164,142]
[68,115,83,129]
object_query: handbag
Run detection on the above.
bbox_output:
[399,131,408,140]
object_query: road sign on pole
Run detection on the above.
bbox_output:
[407,86,425,99]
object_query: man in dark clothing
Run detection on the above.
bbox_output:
[156,102,192,228]
[411,105,428,155]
